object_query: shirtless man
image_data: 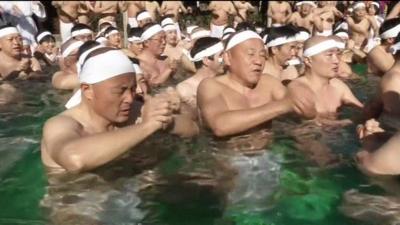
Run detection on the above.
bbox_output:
[290,36,363,123]
[52,38,83,90]
[232,1,256,27]
[41,47,194,174]
[208,1,236,38]
[162,22,182,62]
[146,1,161,21]
[89,1,124,23]
[104,26,122,49]
[346,2,378,51]
[289,1,317,33]
[267,1,292,27]
[263,25,299,81]
[138,23,176,87]
[367,18,399,77]
[70,23,94,42]
[52,1,79,43]
[0,25,41,80]
[34,31,58,67]
[176,37,224,112]
[160,1,186,22]
[312,1,343,36]
[136,10,154,28]
[386,2,400,20]
[123,27,143,58]
[126,1,145,28]
[197,30,316,137]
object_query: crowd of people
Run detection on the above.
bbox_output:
[0,1,400,183]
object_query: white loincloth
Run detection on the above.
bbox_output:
[315,29,333,36]
[210,23,226,38]
[128,17,138,28]
[59,20,74,43]
[272,23,284,27]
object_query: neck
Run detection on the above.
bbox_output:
[195,66,216,79]
[304,68,330,89]
[269,55,284,71]
[141,48,158,60]
[0,51,21,61]
[228,71,256,93]
[79,100,115,132]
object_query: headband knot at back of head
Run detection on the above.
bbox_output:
[0,27,19,39]
[225,30,262,51]
[141,24,163,41]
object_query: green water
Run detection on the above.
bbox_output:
[0,69,393,225]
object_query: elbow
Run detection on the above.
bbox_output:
[59,147,86,173]
[212,125,231,137]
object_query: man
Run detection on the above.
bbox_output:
[176,37,224,111]
[208,1,236,38]
[138,23,176,87]
[160,1,186,22]
[232,1,256,27]
[267,1,292,27]
[289,1,317,33]
[289,36,363,123]
[126,1,145,28]
[52,1,79,43]
[123,27,143,58]
[33,31,58,67]
[367,18,400,77]
[197,30,316,137]
[346,2,378,51]
[0,25,41,80]
[70,23,94,42]
[41,47,178,173]
[88,1,124,23]
[136,10,154,28]
[104,26,122,49]
[263,25,299,81]
[52,38,83,90]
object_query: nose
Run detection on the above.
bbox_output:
[253,55,263,66]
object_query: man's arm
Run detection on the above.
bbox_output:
[179,1,187,14]
[368,49,395,74]
[197,78,293,137]
[387,2,400,20]
[42,96,172,173]
[333,78,364,108]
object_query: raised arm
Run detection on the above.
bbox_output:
[387,2,400,20]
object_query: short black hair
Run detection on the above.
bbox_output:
[190,37,220,69]
[77,40,100,59]
[35,31,55,44]
[128,27,143,38]
[379,17,400,38]
[266,25,298,44]
[71,23,93,33]
[103,26,119,37]
[294,26,310,34]
[235,22,256,32]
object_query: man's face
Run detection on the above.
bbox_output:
[0,33,22,57]
[227,39,266,87]
[75,33,93,42]
[41,40,56,54]
[309,48,340,78]
[128,41,143,55]
[108,32,122,48]
[139,18,153,28]
[354,7,367,19]
[207,51,224,74]
[276,41,298,66]
[64,49,79,72]
[146,31,166,55]
[367,5,377,16]
[301,4,312,15]
[90,74,137,123]
[165,30,178,46]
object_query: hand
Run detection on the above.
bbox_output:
[169,59,178,72]
[287,82,317,119]
[17,58,31,72]
[164,87,181,112]
[141,94,173,130]
[356,119,385,139]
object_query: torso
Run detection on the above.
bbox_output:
[127,1,144,18]
[162,1,181,21]
[145,1,159,20]
[292,12,313,32]
[57,1,80,23]
[210,1,233,25]
[269,1,291,25]
[350,18,370,49]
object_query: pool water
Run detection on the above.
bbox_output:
[0,68,396,225]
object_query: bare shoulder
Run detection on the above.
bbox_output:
[329,78,351,91]
[43,112,82,136]
[198,76,223,93]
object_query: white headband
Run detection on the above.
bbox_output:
[381,24,400,39]
[105,29,119,38]
[315,29,333,37]
[76,45,105,75]
[295,31,311,42]
[0,27,19,38]
[71,28,93,38]
[137,11,152,21]
[353,2,366,10]
[371,2,380,8]
[66,49,137,109]
[336,41,345,49]
[224,28,236,35]
[128,36,142,43]
[287,58,302,66]
[161,18,175,27]
[163,23,177,32]
[37,31,52,43]
[141,24,163,41]
[390,41,400,55]
[335,31,349,39]
[187,25,199,35]
[190,42,224,62]
[62,41,84,58]
[191,30,211,40]
[95,36,108,45]
[296,1,317,8]
[226,30,262,50]
[303,39,339,57]
[266,36,296,47]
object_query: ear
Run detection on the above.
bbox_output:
[303,56,312,67]
[81,84,94,100]
[271,46,278,55]
[387,37,395,45]
[223,51,231,67]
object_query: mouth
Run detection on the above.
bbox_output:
[252,68,262,73]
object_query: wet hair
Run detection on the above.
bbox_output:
[379,17,400,38]
[35,31,55,44]
[266,25,298,44]
[128,27,143,38]
[190,37,220,69]
[77,40,100,59]
[71,23,93,33]
[103,26,119,38]
[235,22,256,32]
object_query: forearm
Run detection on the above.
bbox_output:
[58,122,158,172]
[208,99,292,136]
[150,69,173,86]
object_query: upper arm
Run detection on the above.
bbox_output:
[334,79,363,108]
[368,50,395,73]
[387,2,400,19]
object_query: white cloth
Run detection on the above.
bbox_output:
[59,20,74,43]
[315,29,333,37]
[128,17,138,28]
[210,23,226,38]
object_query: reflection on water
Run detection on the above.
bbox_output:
[1,71,400,225]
